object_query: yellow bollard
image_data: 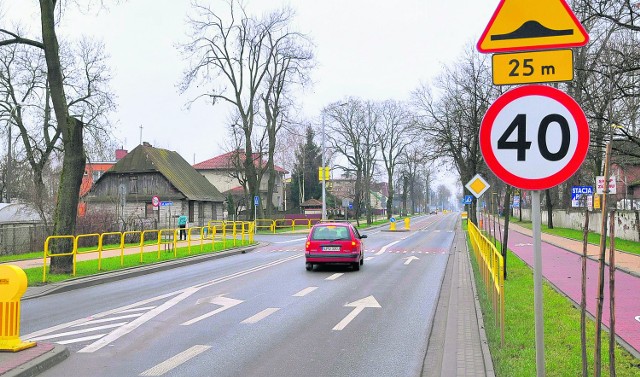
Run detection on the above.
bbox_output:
[390,221,396,231]
[0,265,36,352]
[404,217,410,230]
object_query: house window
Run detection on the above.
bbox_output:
[129,176,138,194]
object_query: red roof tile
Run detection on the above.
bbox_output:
[194,150,287,173]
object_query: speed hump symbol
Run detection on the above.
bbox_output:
[480,85,589,190]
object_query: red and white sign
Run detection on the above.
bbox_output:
[480,85,589,190]
[595,176,616,194]
[152,195,160,207]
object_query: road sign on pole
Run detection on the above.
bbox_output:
[492,49,573,85]
[480,85,589,190]
[465,174,490,198]
[477,0,589,53]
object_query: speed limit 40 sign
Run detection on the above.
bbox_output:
[480,85,589,190]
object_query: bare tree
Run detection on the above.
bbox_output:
[375,100,413,219]
[181,0,312,219]
[1,2,115,273]
[0,36,114,228]
[412,46,499,224]
[261,15,313,217]
[325,99,371,224]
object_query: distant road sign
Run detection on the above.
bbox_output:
[480,85,589,190]
[492,49,573,85]
[152,196,160,207]
[160,201,173,207]
[390,217,396,223]
[254,196,260,205]
[463,195,473,205]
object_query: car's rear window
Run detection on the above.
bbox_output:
[310,225,351,241]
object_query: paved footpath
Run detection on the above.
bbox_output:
[502,221,640,358]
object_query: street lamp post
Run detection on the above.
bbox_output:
[321,103,347,220]
[321,112,327,220]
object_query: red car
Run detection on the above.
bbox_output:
[305,222,367,271]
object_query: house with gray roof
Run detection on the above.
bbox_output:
[83,143,225,229]
[0,203,46,255]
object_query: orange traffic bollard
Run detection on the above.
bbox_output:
[0,265,36,352]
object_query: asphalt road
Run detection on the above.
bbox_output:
[20,214,457,377]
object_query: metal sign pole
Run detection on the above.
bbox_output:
[531,190,545,376]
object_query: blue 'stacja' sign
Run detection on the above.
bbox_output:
[571,186,593,200]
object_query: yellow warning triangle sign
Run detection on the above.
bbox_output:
[477,0,589,53]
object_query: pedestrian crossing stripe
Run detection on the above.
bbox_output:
[255,249,447,254]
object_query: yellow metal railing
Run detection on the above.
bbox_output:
[41,221,255,283]
[255,219,276,233]
[468,220,505,345]
[43,235,75,282]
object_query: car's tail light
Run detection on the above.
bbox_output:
[351,241,357,252]
[306,241,310,250]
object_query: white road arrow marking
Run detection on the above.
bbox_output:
[635,315,640,323]
[332,295,381,331]
[181,295,244,326]
[376,240,400,255]
[403,256,419,265]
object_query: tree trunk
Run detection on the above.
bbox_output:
[501,186,511,279]
[608,210,616,377]
[40,0,86,274]
[243,135,260,220]
[386,173,393,220]
[50,117,86,273]
[580,206,589,377]
[545,188,554,229]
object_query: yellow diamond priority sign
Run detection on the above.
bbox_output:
[465,174,490,198]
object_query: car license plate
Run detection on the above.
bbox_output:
[323,246,340,251]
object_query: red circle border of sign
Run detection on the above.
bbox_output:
[480,85,589,190]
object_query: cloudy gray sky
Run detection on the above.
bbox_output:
[4,0,496,174]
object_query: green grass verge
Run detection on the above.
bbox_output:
[466,229,640,375]
[23,239,255,287]
[510,217,640,255]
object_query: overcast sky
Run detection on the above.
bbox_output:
[4,0,497,193]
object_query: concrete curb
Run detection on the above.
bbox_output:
[463,230,496,377]
[0,344,68,377]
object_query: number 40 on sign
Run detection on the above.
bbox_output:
[480,85,590,191]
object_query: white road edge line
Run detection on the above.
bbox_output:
[273,237,307,244]
[139,345,212,376]
[241,308,280,324]
[293,287,318,297]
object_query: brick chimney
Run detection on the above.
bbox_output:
[115,149,128,160]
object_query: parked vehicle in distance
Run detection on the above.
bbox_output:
[305,222,367,271]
